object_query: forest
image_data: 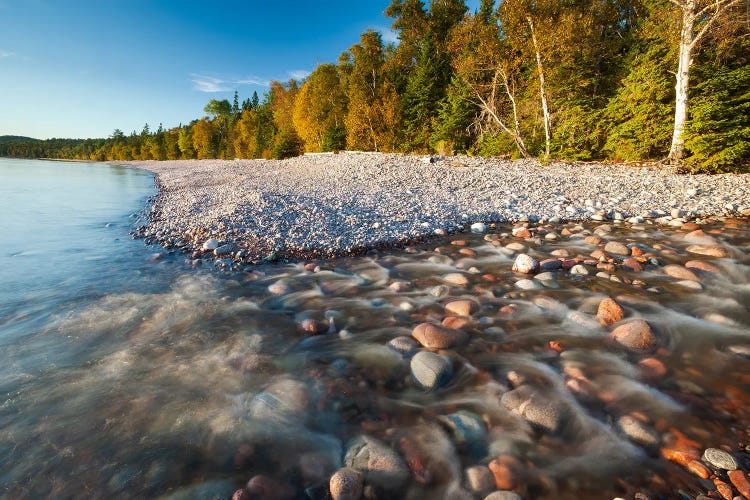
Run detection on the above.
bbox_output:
[1,0,748,172]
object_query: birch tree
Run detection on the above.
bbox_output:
[667,0,743,163]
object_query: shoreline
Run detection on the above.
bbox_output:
[118,153,750,265]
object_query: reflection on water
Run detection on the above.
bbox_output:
[1,184,750,498]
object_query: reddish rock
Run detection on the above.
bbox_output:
[299,318,323,335]
[685,260,721,273]
[442,316,471,330]
[686,460,710,479]
[611,320,657,352]
[329,468,363,500]
[561,259,579,270]
[686,244,729,258]
[488,456,522,489]
[622,258,643,272]
[512,227,532,239]
[451,239,468,246]
[412,323,467,349]
[728,470,750,499]
[444,299,478,316]
[663,264,700,281]
[638,357,667,379]
[458,248,476,258]
[590,249,607,261]
[246,475,294,499]
[714,479,734,500]
[584,235,602,245]
[681,222,701,231]
[597,298,625,325]
[630,246,644,256]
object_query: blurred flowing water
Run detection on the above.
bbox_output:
[1,158,750,499]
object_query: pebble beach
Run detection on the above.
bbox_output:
[58,153,750,499]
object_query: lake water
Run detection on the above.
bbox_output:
[1,158,749,499]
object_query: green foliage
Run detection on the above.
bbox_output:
[474,133,518,158]
[685,51,750,172]
[322,124,347,152]
[272,131,303,159]
[430,76,476,154]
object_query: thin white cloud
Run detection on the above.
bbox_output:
[372,25,399,45]
[234,76,269,87]
[191,74,231,93]
[0,50,15,59]
[288,69,310,80]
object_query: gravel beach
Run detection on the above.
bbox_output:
[127,153,750,262]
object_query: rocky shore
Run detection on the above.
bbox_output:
[126,153,750,265]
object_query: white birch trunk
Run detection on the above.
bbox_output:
[527,17,552,160]
[669,1,695,163]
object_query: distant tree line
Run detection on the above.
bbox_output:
[1,0,747,172]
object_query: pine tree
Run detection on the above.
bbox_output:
[232,90,240,115]
[430,75,477,154]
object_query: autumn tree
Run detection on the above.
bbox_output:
[293,63,348,152]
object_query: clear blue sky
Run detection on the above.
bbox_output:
[0,0,480,140]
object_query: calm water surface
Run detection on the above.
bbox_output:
[1,158,750,499]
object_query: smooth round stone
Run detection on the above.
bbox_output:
[344,435,409,489]
[329,467,363,500]
[466,465,495,494]
[438,410,487,451]
[215,243,236,256]
[505,242,527,253]
[570,264,589,276]
[534,271,556,281]
[388,336,419,358]
[410,351,453,390]
[597,297,624,325]
[501,385,565,433]
[471,222,487,233]
[702,448,738,471]
[444,273,470,286]
[728,345,750,358]
[604,241,630,256]
[617,415,660,446]
[515,279,541,290]
[686,244,729,258]
[512,254,539,274]
[611,320,657,352]
[676,279,703,290]
[445,299,478,316]
[429,285,451,297]
[539,258,563,271]
[267,280,290,295]
[389,281,412,292]
[412,322,467,349]
[685,260,720,273]
[663,264,700,281]
[202,238,219,251]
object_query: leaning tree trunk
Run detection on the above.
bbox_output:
[527,17,552,160]
[668,1,696,164]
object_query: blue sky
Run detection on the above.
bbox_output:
[0,0,479,139]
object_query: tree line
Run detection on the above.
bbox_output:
[1,0,747,172]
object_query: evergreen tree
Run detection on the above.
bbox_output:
[430,75,476,154]
[232,90,240,115]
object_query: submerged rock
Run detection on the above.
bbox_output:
[411,351,453,390]
[344,435,409,490]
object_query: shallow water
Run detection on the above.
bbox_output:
[2,159,750,499]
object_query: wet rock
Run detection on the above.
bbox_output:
[685,260,720,273]
[268,280,290,295]
[584,235,602,245]
[215,243,236,256]
[443,316,471,330]
[686,460,710,480]
[515,279,542,290]
[570,264,589,276]
[465,465,495,494]
[663,265,700,281]
[512,227,531,239]
[438,410,487,454]
[540,259,563,271]
[597,297,625,325]
[686,245,729,258]
[299,318,323,335]
[399,424,459,485]
[617,415,661,446]
[329,468,363,500]
[249,378,309,423]
[445,299,478,316]
[501,385,566,433]
[638,357,668,379]
[411,351,453,390]
[471,222,488,233]
[245,475,295,499]
[512,254,539,274]
[604,241,630,256]
[388,336,419,358]
[444,273,470,286]
[412,323,467,349]
[610,320,657,352]
[202,238,219,251]
[702,448,738,471]
[344,435,409,490]
[487,455,522,489]
[389,281,412,292]
[728,470,750,499]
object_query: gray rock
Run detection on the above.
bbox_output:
[702,447,738,471]
[471,222,487,233]
[411,351,453,390]
[201,238,219,251]
[344,435,409,490]
[329,467,363,500]
[214,243,236,256]
[604,241,630,256]
[617,416,661,446]
[438,410,487,452]
[570,264,589,276]
[501,385,567,433]
[484,492,524,500]
[465,465,495,494]
[387,336,419,358]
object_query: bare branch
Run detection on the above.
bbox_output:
[690,0,741,49]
